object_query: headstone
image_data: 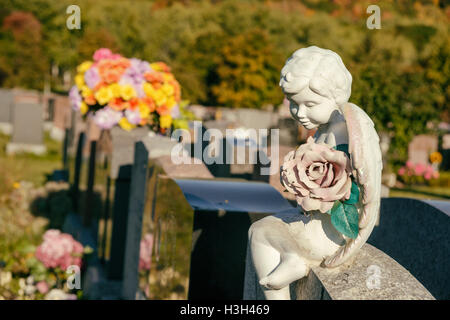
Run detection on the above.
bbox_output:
[109,126,150,179]
[6,102,46,155]
[244,240,434,300]
[72,132,86,213]
[408,134,438,164]
[154,155,213,179]
[84,141,97,227]
[278,117,299,147]
[368,198,450,299]
[173,179,298,299]
[122,142,149,300]
[440,133,450,171]
[50,95,71,141]
[0,89,13,135]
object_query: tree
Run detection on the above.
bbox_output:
[0,11,48,89]
[210,28,284,109]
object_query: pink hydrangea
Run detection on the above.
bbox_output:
[35,230,84,270]
[398,167,406,176]
[414,163,426,176]
[139,234,154,271]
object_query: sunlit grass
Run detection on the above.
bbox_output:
[0,132,63,194]
[389,186,450,200]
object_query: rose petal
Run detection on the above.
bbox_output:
[298,196,321,211]
[321,163,334,188]
[319,201,334,213]
[308,163,325,180]
[312,175,352,201]
[297,165,319,189]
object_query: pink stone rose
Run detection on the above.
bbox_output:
[280,137,353,213]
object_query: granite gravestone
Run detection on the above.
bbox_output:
[6,101,46,155]
[368,198,450,300]
[0,89,13,135]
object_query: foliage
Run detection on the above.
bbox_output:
[210,28,284,108]
[0,0,448,166]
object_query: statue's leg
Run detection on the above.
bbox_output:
[249,232,290,300]
[249,217,310,299]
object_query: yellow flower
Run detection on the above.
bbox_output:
[159,115,172,129]
[80,102,89,115]
[75,74,85,88]
[153,89,167,107]
[161,83,174,96]
[108,83,122,98]
[166,97,176,109]
[119,117,136,131]
[120,85,137,101]
[77,61,93,74]
[80,85,93,98]
[95,86,113,105]
[143,82,155,96]
[144,83,166,106]
[430,151,443,164]
[12,182,20,189]
[162,73,174,82]
[138,102,150,119]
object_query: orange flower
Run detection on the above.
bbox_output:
[108,97,127,111]
[144,71,164,84]
[139,118,148,126]
[94,81,108,91]
[156,104,170,116]
[141,97,156,112]
[98,58,130,84]
[128,98,139,110]
[84,95,97,105]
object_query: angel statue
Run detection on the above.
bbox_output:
[248,46,382,300]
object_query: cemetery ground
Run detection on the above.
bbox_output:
[0,132,74,300]
[0,129,449,300]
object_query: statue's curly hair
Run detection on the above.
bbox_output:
[279,46,352,106]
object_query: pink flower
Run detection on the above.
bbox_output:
[139,234,154,271]
[93,48,114,62]
[35,229,84,270]
[36,281,49,294]
[414,163,426,176]
[280,137,352,213]
[406,161,413,169]
[398,167,406,176]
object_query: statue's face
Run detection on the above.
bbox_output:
[286,85,337,130]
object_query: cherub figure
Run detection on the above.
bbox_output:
[248,46,382,300]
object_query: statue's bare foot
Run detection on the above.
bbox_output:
[259,253,309,290]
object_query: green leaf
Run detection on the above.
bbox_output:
[327,200,341,215]
[330,202,359,239]
[344,180,360,204]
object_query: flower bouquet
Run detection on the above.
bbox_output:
[280,137,360,239]
[69,48,188,133]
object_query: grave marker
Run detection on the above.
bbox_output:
[6,102,46,155]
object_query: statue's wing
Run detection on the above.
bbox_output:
[324,102,383,268]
